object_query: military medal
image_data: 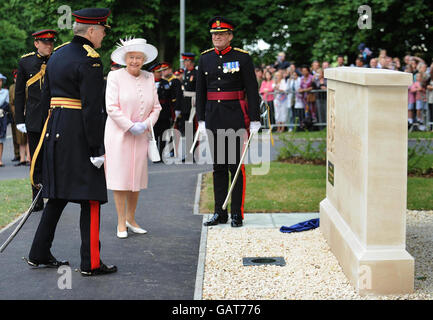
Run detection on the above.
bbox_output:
[235,61,240,72]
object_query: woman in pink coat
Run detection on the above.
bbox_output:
[105,38,161,239]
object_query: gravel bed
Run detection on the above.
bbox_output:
[202,210,433,300]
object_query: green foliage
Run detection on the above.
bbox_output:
[0,0,432,85]
[407,139,433,175]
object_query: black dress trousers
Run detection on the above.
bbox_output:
[29,199,101,271]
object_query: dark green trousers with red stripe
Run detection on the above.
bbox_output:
[212,131,246,219]
[29,199,101,271]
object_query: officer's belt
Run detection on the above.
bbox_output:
[207,91,245,101]
[50,97,82,109]
[207,91,250,131]
[30,97,82,187]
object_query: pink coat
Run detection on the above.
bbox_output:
[104,68,161,191]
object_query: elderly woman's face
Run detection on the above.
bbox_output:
[125,52,145,73]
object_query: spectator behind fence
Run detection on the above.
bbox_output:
[274,52,290,70]
[322,61,330,70]
[259,70,275,125]
[255,67,263,88]
[313,68,327,90]
[336,55,345,67]
[273,70,289,133]
[299,65,316,122]
[291,72,305,126]
[311,60,320,75]
[369,58,379,69]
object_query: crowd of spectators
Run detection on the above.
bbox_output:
[255,45,433,131]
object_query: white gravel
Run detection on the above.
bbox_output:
[202,210,433,300]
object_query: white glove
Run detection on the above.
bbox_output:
[198,121,207,139]
[90,155,105,169]
[175,110,181,118]
[17,123,27,133]
[129,121,148,135]
[249,121,261,134]
[0,109,3,118]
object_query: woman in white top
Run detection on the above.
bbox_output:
[287,72,304,126]
[273,70,289,132]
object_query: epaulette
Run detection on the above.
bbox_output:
[83,44,100,58]
[54,41,70,51]
[201,48,213,55]
[234,48,249,54]
[21,52,35,58]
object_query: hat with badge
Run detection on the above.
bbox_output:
[32,29,58,42]
[208,16,235,33]
[147,62,165,73]
[72,8,111,29]
[111,37,158,66]
[160,62,171,70]
[12,69,18,79]
[181,53,195,60]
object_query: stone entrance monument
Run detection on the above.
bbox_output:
[320,67,414,295]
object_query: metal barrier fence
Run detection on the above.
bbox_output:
[260,89,327,130]
[260,90,433,132]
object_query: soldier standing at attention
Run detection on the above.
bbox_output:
[196,16,261,228]
[14,29,58,212]
[150,62,171,160]
[179,53,197,136]
[25,8,117,276]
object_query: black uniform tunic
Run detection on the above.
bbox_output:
[39,36,107,203]
[15,52,49,132]
[154,78,173,156]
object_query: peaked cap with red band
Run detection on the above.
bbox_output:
[32,29,58,42]
[208,16,235,33]
[72,8,111,29]
[181,52,196,60]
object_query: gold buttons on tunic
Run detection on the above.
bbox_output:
[56,133,60,138]
[217,88,221,91]
[218,77,221,80]
[46,133,49,138]
[218,100,221,103]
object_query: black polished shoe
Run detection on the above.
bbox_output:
[12,156,20,162]
[231,213,243,228]
[24,256,70,268]
[80,263,117,277]
[203,213,228,227]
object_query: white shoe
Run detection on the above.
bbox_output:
[126,221,147,234]
[117,227,128,239]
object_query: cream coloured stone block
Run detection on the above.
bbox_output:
[320,67,414,295]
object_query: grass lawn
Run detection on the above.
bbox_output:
[200,161,433,213]
[0,178,32,229]
[272,129,433,140]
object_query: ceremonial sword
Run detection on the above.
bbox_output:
[0,186,43,253]
[222,131,255,211]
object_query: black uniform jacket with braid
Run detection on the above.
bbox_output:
[195,47,260,132]
[39,35,107,203]
[14,51,50,132]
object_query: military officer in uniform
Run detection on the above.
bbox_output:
[26,8,117,276]
[162,62,183,157]
[196,16,261,228]
[14,29,58,211]
[150,62,172,159]
[179,53,197,136]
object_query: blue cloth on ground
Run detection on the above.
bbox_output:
[280,218,319,233]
